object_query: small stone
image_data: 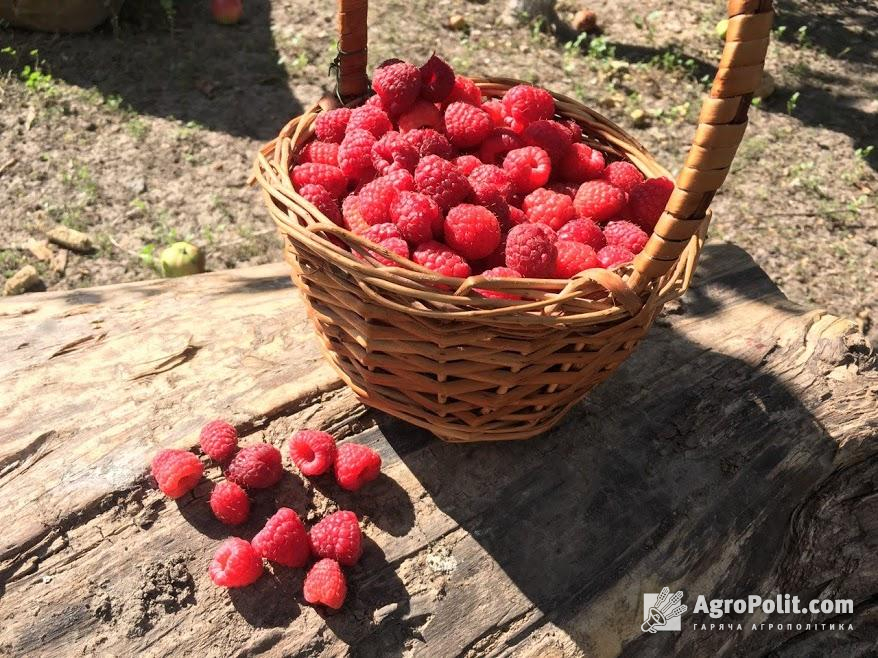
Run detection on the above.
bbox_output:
[4,265,42,296]
[46,225,94,253]
[51,249,68,275]
[25,238,53,262]
[630,108,648,127]
[754,72,776,100]
[572,9,597,33]
[129,178,147,195]
[448,15,468,31]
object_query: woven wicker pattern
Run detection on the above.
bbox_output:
[253,0,773,442]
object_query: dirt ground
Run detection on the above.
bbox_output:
[0,0,875,335]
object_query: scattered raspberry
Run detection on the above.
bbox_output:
[309,510,362,565]
[252,507,311,568]
[292,163,348,199]
[348,104,393,137]
[404,128,453,159]
[444,204,501,260]
[383,168,415,192]
[338,129,377,181]
[481,99,505,126]
[522,120,572,163]
[477,267,522,300]
[199,420,238,463]
[419,54,455,103]
[478,128,524,166]
[627,176,674,232]
[558,143,605,183]
[508,205,527,227]
[372,61,421,116]
[151,449,203,498]
[554,240,600,278]
[445,75,482,106]
[505,223,558,278]
[444,102,493,148]
[503,146,552,194]
[358,176,400,225]
[397,99,444,132]
[502,84,555,127]
[226,443,283,489]
[303,559,347,610]
[209,481,250,525]
[469,164,513,206]
[391,191,442,243]
[299,184,343,225]
[335,443,383,491]
[209,537,263,588]
[453,154,483,176]
[561,118,583,143]
[601,161,644,193]
[548,181,579,198]
[289,429,337,476]
[603,220,648,254]
[341,195,370,234]
[574,180,628,222]
[369,236,410,267]
[299,141,340,167]
[414,155,472,210]
[597,244,635,268]
[314,108,352,143]
[371,131,419,175]
[557,218,606,250]
[522,187,576,230]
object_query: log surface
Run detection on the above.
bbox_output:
[0,244,876,658]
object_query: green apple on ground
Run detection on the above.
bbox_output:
[160,242,205,277]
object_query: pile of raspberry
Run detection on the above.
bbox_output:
[291,54,674,290]
[150,422,383,610]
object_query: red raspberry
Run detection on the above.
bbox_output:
[252,507,311,568]
[151,449,203,498]
[627,176,674,232]
[405,128,453,159]
[558,143,605,183]
[209,481,249,525]
[365,237,409,267]
[477,266,522,300]
[209,537,263,588]
[309,510,362,565]
[444,204,501,260]
[478,234,507,269]
[414,155,472,210]
[597,245,635,268]
[554,240,600,278]
[363,222,402,244]
[299,184,343,225]
[574,180,628,222]
[338,129,376,181]
[289,429,337,476]
[469,164,513,205]
[603,220,648,254]
[359,176,400,225]
[548,181,579,198]
[482,99,505,126]
[314,108,351,143]
[303,559,347,610]
[557,218,606,250]
[522,188,575,230]
[226,443,283,489]
[444,102,493,149]
[505,223,558,277]
[371,131,418,175]
[342,195,370,234]
[413,240,472,277]
[348,104,393,137]
[372,61,421,116]
[503,146,552,194]
[453,154,482,176]
[419,54,455,102]
[601,161,644,193]
[391,191,442,243]
[365,93,388,111]
[478,128,524,166]
[384,168,415,192]
[199,420,238,463]
[397,99,444,132]
[561,118,583,143]
[502,84,554,126]
[522,120,572,163]
[291,163,348,199]
[299,141,340,167]
[334,443,383,491]
[446,75,482,106]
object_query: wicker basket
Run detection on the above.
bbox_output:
[254,0,774,442]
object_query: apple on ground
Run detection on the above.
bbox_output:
[211,0,243,25]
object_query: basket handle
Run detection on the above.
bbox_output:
[336,0,370,99]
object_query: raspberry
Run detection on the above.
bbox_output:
[557,218,606,250]
[522,120,572,163]
[574,180,628,222]
[342,195,370,234]
[314,108,352,143]
[446,74,482,106]
[481,99,505,126]
[522,188,575,230]
[554,240,600,278]
[548,181,579,199]
[292,163,348,199]
[413,240,472,277]
[414,155,472,210]
[368,236,410,267]
[289,429,337,476]
[335,443,383,491]
[469,164,513,205]
[561,118,583,143]
[477,266,522,300]
[453,154,482,176]
[372,61,421,116]
[597,245,635,268]
[363,222,403,244]
[444,102,493,149]
[348,104,393,137]
[151,449,203,498]
[397,99,444,132]
[391,191,442,243]
[479,234,508,269]
[303,559,347,610]
[199,420,238,463]
[558,143,605,183]
[365,93,389,111]
[371,131,418,175]
[405,128,453,159]
[252,508,311,568]
[299,141,340,167]
[209,537,263,588]
[505,223,558,277]
[384,168,415,192]
[507,205,527,228]
[226,443,283,489]
[627,176,674,232]
[502,84,555,126]
[299,184,343,225]
[503,146,552,194]
[309,510,362,565]
[478,128,524,166]
[338,129,377,181]
[359,176,400,225]
[419,54,455,102]
[209,481,249,525]
[443,204,501,260]
[601,161,644,193]
[603,220,648,254]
